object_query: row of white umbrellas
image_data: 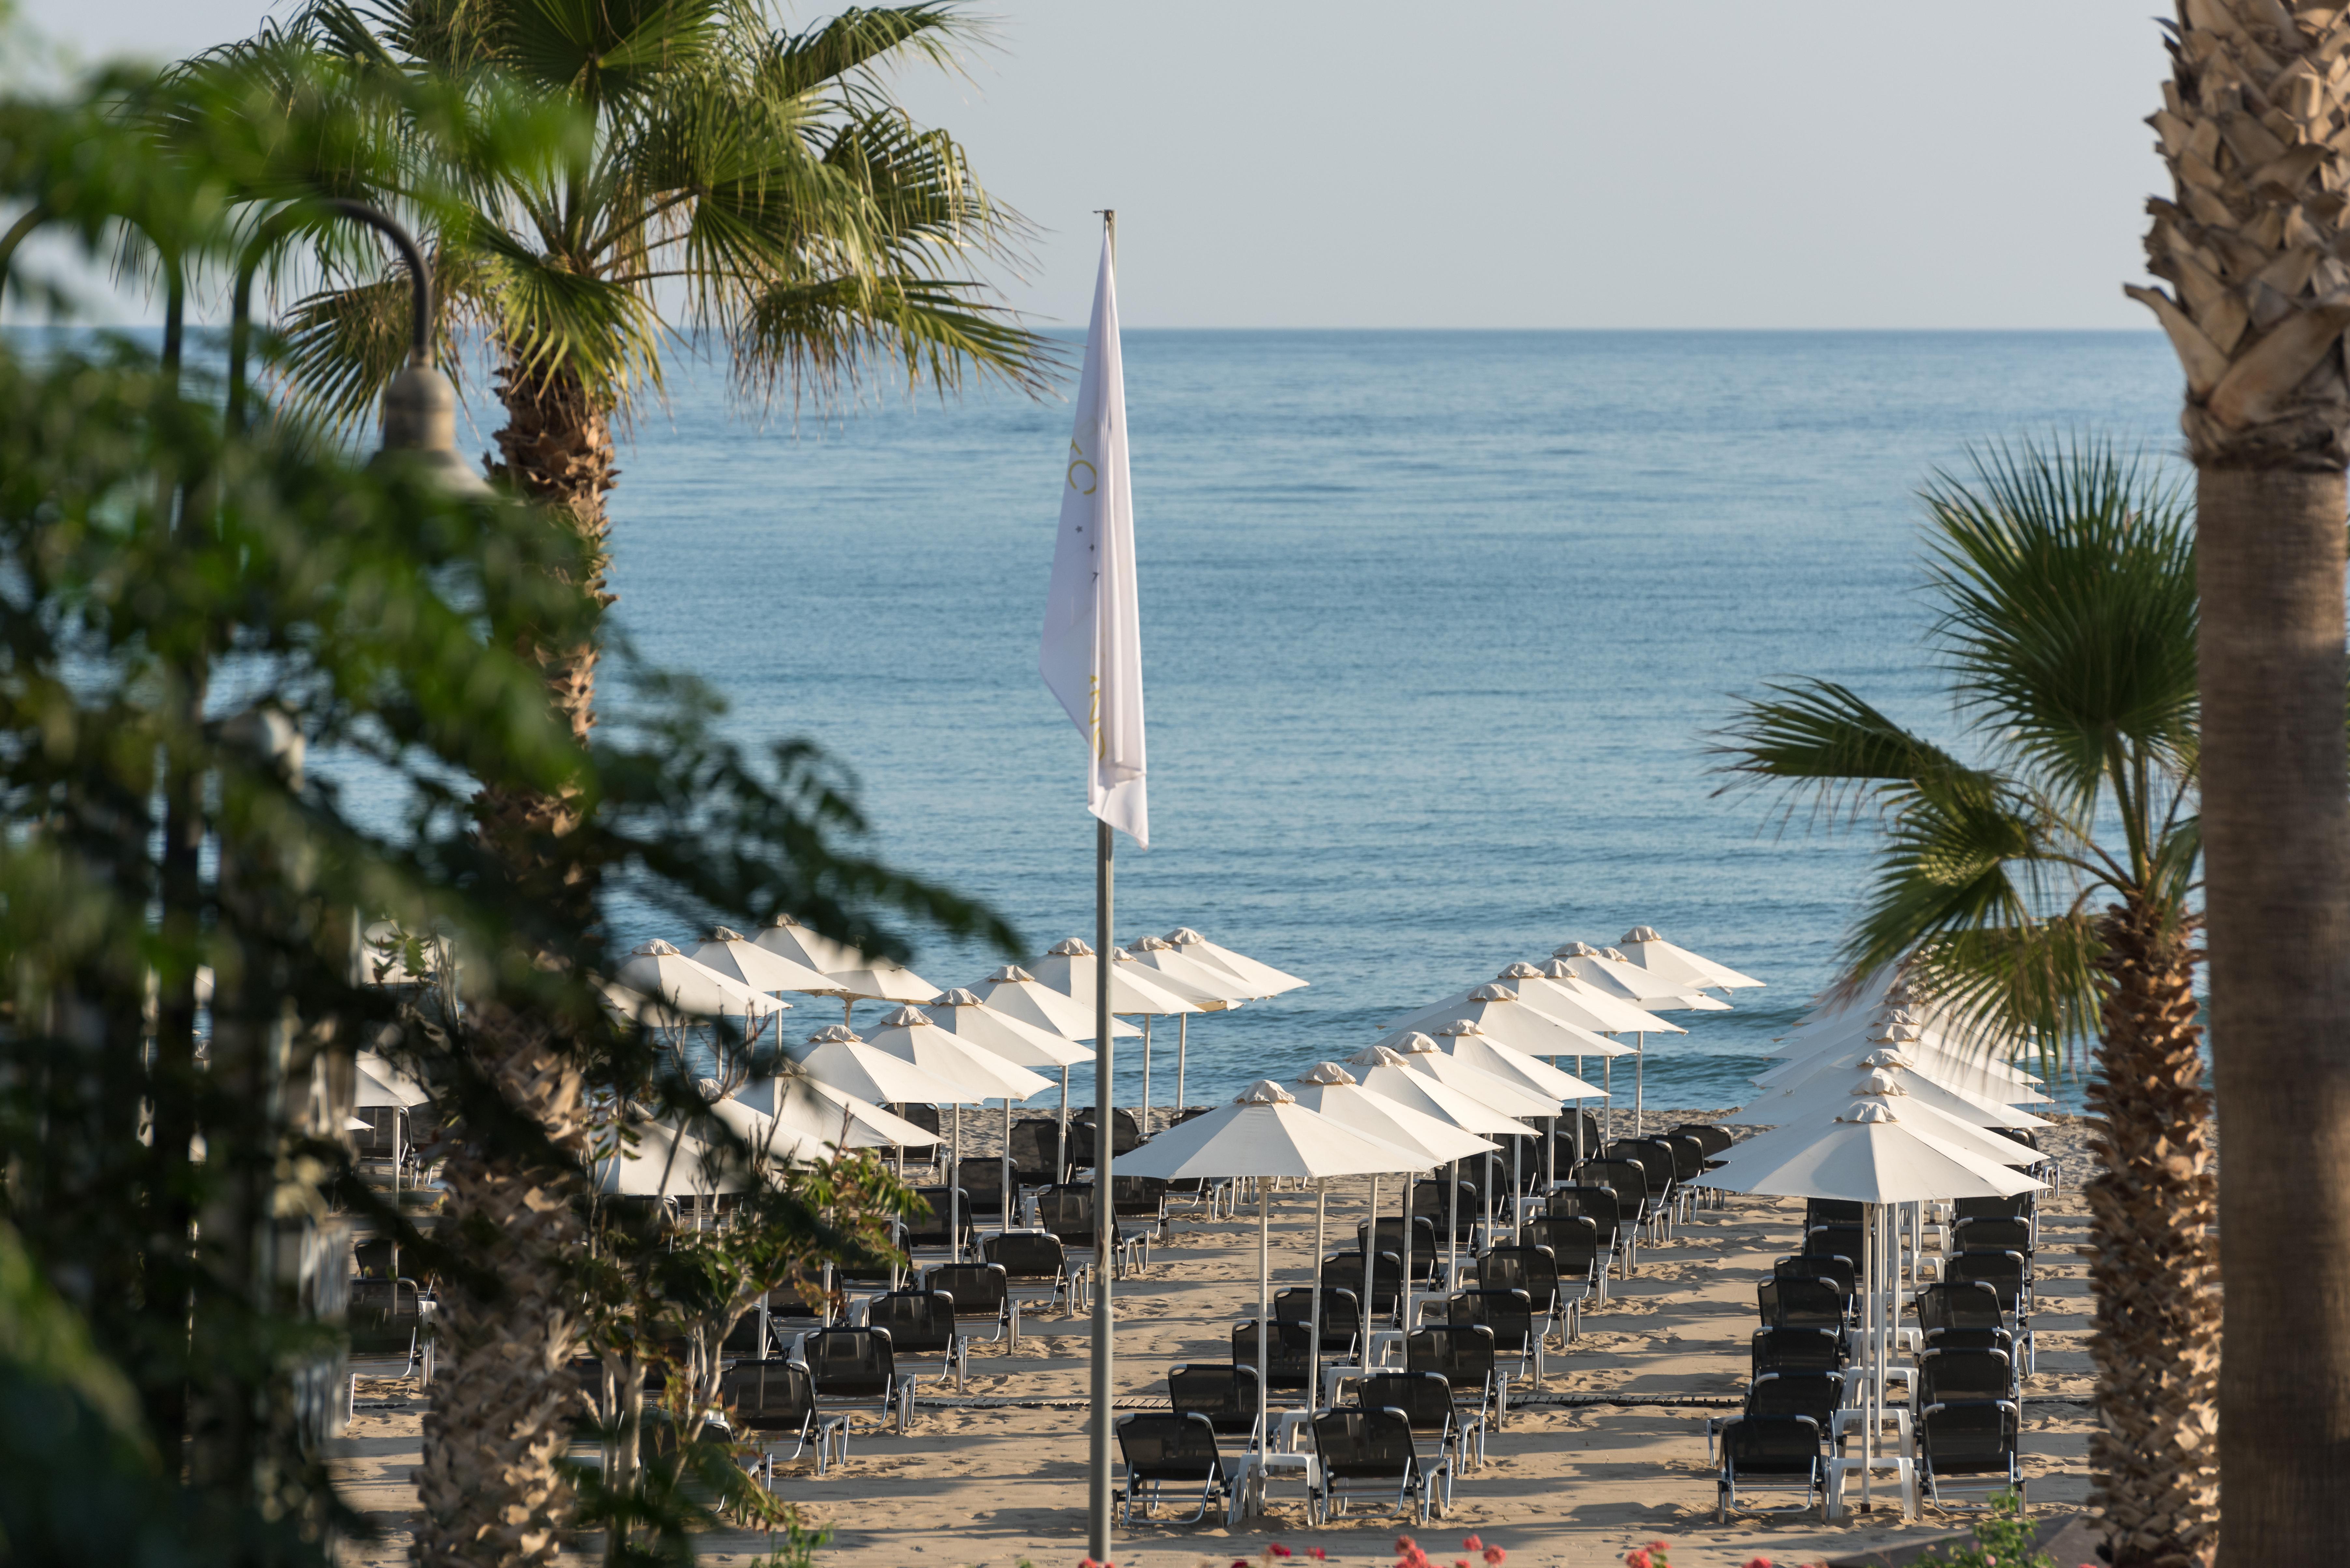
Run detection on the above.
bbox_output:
[1697,967,2051,1516]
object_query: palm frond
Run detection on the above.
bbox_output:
[1897,918,2104,1073]
[736,270,1057,404]
[278,275,416,425]
[1920,436,2198,811]
[762,4,971,101]
[1709,678,1984,826]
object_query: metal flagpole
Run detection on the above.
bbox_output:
[1088,818,1116,1558]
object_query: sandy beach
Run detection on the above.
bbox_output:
[332,1113,2101,1568]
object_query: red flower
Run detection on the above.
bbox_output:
[1484,1550,1507,1566]
[1462,1540,1484,1553]
[1397,1541,1417,1555]
[1626,1553,1651,1568]
[1744,1558,1774,1568]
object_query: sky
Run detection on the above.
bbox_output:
[12,0,2175,331]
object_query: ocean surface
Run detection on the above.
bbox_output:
[586,330,2186,1118]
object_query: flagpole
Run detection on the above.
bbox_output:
[1085,206,1118,1568]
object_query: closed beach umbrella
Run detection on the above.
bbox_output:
[1615,925,1766,993]
[1119,1079,1420,1421]
[690,927,839,996]
[1160,927,1310,998]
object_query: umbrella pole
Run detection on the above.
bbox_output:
[1141,1013,1152,1137]
[1447,1157,1460,1291]
[951,1106,963,1261]
[1310,1182,1326,1414]
[1511,1136,1523,1242]
[1634,1031,1645,1138]
[1574,1058,1585,1162]
[1176,1013,1189,1117]
[1258,1180,1271,1449]
[1603,1055,1614,1144]
[1059,1065,1071,1185]
[1003,1098,1014,1237]
[1396,1170,1410,1331]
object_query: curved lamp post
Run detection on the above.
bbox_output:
[230,197,487,496]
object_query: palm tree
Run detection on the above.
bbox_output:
[203,8,1053,1561]
[1713,442,2218,1568]
[2130,8,2350,1561]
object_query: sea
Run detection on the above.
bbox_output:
[591,330,2187,1119]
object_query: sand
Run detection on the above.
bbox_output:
[330,1112,2102,1568]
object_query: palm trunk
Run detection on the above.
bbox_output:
[2198,466,2350,1567]
[2087,902,2220,1568]
[416,362,616,1568]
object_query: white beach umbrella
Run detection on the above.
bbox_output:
[926,987,1096,1189]
[615,940,790,1028]
[1122,935,1255,1116]
[1553,942,1730,1010]
[355,1050,429,1107]
[1498,961,1685,1035]
[1161,927,1310,998]
[1616,925,1766,992]
[1031,939,1201,1137]
[973,963,1141,1042]
[1738,1070,2042,1167]
[790,1026,963,1108]
[591,1121,748,1198]
[1348,1042,1535,1280]
[701,1094,834,1165]
[749,913,862,975]
[690,927,838,996]
[1387,1028,1560,1116]
[1442,1016,1610,1191]
[1756,1028,2050,1103]
[1377,984,1626,1060]
[1700,1096,2045,1514]
[863,1005,1050,1247]
[1119,1078,1421,1418]
[594,978,691,1032]
[1293,1061,1500,1326]
[1754,1049,2053,1131]
[734,1061,941,1151]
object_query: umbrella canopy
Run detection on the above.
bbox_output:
[591,1121,748,1197]
[861,1007,1052,1101]
[1161,927,1310,998]
[700,1094,834,1165]
[789,1026,965,1106]
[973,964,1140,1041]
[1617,925,1766,991]
[734,1063,940,1150]
[354,1066,419,1109]
[1444,1030,1605,1101]
[923,989,1095,1069]
[356,1050,429,1107]
[821,959,940,1008]
[1389,1028,1563,1118]
[1700,1100,2044,1204]
[615,940,789,1021]
[1116,1079,1425,1181]
[1739,1071,2041,1167]
[1498,961,1683,1035]
[1376,985,1627,1059]
[1752,1050,2052,1131]
[1028,939,1201,1017]
[690,927,839,996]
[595,978,692,1032]
[1756,1030,2049,1103]
[1116,936,1250,1010]
[749,913,862,975]
[1345,1046,1532,1136]
[1288,1063,1497,1166]
[1554,942,1731,1011]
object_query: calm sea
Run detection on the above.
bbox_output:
[595,330,2184,1118]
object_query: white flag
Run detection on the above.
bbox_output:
[1041,233,1149,847]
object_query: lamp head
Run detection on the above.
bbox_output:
[369,361,490,497]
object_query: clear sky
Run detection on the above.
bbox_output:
[15,0,2174,331]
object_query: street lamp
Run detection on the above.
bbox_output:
[231,198,489,496]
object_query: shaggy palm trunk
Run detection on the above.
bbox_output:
[2200,467,2350,1565]
[2087,903,2221,1568]
[2136,7,2350,1560]
[415,362,617,1568]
